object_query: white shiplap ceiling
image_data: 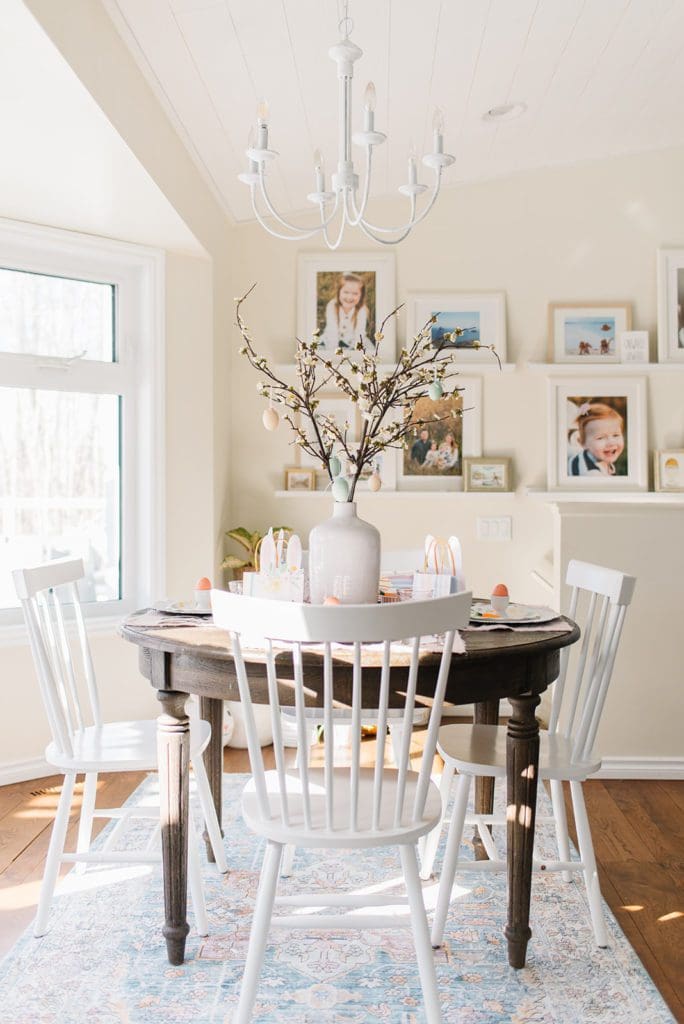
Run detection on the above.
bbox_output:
[104,0,684,225]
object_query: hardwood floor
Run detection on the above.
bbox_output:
[0,755,682,1021]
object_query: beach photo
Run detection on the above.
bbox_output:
[464,456,511,492]
[431,310,480,349]
[406,292,506,363]
[550,303,631,363]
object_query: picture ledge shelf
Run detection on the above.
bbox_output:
[274,490,513,500]
[526,488,684,504]
[526,362,684,374]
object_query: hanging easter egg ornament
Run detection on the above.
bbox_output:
[428,381,443,401]
[329,455,342,478]
[262,386,280,431]
[368,472,382,492]
[331,476,350,502]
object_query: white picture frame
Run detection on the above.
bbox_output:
[406,292,506,363]
[653,450,684,492]
[296,395,357,468]
[547,377,647,492]
[656,248,684,362]
[344,445,398,493]
[619,330,650,364]
[549,303,631,363]
[397,377,482,492]
[297,252,396,360]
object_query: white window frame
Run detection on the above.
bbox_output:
[0,218,165,632]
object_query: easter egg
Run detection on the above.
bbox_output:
[323,595,341,606]
[329,455,342,478]
[368,473,382,492]
[331,476,350,502]
[262,407,279,431]
[195,577,211,590]
[492,583,509,597]
[428,381,444,401]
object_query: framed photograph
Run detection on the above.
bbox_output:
[654,450,684,492]
[344,446,397,492]
[547,377,647,491]
[406,292,506,363]
[296,395,357,468]
[657,248,684,362]
[284,467,316,492]
[549,303,632,363]
[619,330,650,364]
[463,456,512,492]
[297,252,396,360]
[397,378,482,491]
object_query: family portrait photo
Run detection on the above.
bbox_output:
[403,395,463,478]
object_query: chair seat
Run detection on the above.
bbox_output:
[242,767,443,848]
[437,724,601,782]
[46,718,212,773]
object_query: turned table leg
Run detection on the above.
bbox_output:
[505,693,540,969]
[473,698,499,860]
[199,697,224,862]
[157,689,191,966]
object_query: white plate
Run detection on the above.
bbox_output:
[153,601,212,616]
[470,602,559,625]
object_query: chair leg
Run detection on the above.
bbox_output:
[400,844,443,1024]
[570,781,608,947]
[187,821,209,937]
[549,778,572,883]
[431,772,471,948]
[192,756,228,873]
[35,772,76,938]
[420,761,455,880]
[235,840,283,1024]
[74,772,98,874]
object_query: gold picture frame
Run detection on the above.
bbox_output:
[284,467,317,492]
[463,456,512,492]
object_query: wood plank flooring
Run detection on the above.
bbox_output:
[0,757,681,1021]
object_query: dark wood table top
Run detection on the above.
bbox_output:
[121,609,580,708]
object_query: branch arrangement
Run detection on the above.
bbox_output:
[235,285,500,500]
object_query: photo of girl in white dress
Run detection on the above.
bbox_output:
[317,270,375,351]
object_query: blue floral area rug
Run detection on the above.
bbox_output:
[0,773,674,1024]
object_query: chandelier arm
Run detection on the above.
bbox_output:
[358,168,442,235]
[355,215,416,246]
[256,169,341,234]
[321,202,349,251]
[345,148,373,226]
[250,189,329,242]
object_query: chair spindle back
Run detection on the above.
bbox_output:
[13,559,102,759]
[212,590,471,835]
[548,559,635,764]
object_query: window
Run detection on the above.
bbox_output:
[0,221,164,625]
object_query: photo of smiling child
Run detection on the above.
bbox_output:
[317,270,376,351]
[567,397,628,476]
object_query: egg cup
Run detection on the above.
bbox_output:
[490,594,510,616]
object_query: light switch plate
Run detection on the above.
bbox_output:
[476,516,512,541]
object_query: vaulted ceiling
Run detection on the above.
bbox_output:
[104,0,684,224]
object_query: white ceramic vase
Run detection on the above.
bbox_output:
[308,501,381,605]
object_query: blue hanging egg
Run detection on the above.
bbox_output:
[428,381,444,401]
[332,476,350,502]
[329,455,342,478]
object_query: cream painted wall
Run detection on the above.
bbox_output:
[228,146,684,766]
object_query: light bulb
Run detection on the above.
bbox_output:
[247,127,256,149]
[257,99,269,123]
[432,106,444,134]
[313,148,324,171]
[364,81,376,113]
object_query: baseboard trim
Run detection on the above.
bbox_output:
[596,757,684,780]
[0,758,55,786]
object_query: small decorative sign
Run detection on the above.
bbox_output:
[619,330,649,364]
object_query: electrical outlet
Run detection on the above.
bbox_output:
[476,516,512,541]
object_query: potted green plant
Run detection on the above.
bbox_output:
[222,526,291,580]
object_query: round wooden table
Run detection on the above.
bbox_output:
[121,612,579,969]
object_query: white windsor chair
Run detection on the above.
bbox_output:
[13,558,228,939]
[425,559,636,950]
[211,588,471,1024]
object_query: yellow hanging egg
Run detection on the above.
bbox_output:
[368,472,382,492]
[262,407,280,431]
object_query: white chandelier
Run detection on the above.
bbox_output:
[238,13,454,249]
